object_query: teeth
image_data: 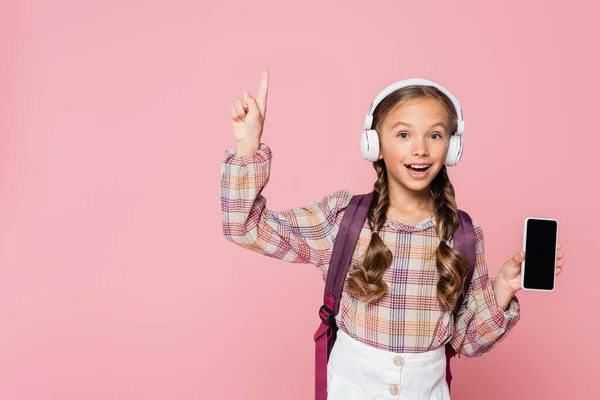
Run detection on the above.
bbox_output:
[408,165,430,169]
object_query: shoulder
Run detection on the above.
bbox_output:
[329,188,356,205]
[306,188,356,214]
[468,217,486,251]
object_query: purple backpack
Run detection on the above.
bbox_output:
[313,191,476,400]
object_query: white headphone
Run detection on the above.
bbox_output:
[360,78,465,166]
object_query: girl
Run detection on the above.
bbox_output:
[221,69,565,400]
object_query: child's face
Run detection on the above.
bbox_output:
[377,97,451,195]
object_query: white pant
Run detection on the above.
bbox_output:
[327,329,451,400]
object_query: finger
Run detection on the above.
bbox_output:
[507,251,525,269]
[245,93,260,114]
[558,243,561,249]
[557,251,564,259]
[242,92,250,111]
[556,267,563,275]
[234,99,246,119]
[256,69,269,116]
[231,104,242,122]
[557,260,564,267]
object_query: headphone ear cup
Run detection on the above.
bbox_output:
[360,129,380,162]
[445,134,463,166]
[456,119,464,136]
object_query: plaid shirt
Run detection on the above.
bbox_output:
[220,143,520,356]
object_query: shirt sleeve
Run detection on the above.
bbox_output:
[220,142,354,265]
[450,219,521,357]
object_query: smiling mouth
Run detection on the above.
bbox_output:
[404,164,432,171]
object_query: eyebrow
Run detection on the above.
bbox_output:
[391,121,447,130]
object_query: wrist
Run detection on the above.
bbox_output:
[236,141,261,157]
[492,276,517,311]
[492,275,516,296]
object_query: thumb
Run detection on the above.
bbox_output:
[513,251,525,265]
[502,251,525,274]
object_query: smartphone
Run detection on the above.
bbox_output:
[521,217,558,291]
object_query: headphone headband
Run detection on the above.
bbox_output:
[363,78,464,135]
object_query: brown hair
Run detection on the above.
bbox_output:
[345,86,468,311]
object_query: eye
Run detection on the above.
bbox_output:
[397,132,443,139]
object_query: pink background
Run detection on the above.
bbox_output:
[1,0,598,399]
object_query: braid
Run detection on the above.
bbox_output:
[346,160,393,303]
[431,165,468,311]
[370,161,390,233]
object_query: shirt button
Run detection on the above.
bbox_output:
[393,356,404,366]
[389,384,400,396]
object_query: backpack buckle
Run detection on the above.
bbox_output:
[319,304,334,325]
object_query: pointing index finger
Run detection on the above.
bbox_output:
[256,69,269,116]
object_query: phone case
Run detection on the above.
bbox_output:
[521,217,558,292]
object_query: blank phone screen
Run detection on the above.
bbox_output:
[523,219,558,290]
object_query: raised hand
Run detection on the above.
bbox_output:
[230,69,269,154]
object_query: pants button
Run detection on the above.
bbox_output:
[393,355,404,366]
[389,384,400,396]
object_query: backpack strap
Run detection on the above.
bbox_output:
[454,210,477,316]
[314,191,373,400]
[444,209,477,391]
[324,192,374,317]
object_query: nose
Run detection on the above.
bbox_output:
[411,137,429,156]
